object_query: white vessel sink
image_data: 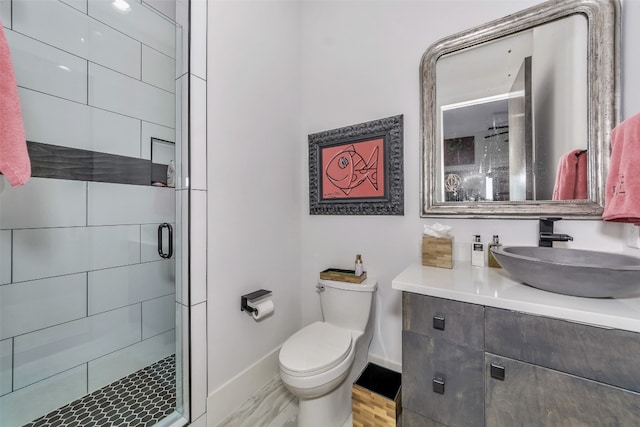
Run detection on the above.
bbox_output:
[491,246,640,298]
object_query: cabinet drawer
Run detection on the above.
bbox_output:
[403,292,484,350]
[485,307,640,392]
[403,408,447,427]
[402,330,484,427]
[486,354,640,427]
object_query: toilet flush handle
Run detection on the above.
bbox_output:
[316,283,325,292]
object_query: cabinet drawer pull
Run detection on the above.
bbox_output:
[433,314,445,330]
[432,376,445,394]
[490,363,505,381]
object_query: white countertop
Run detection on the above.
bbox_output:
[392,261,640,333]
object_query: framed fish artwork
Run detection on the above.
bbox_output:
[308,114,404,215]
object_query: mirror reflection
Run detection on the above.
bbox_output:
[436,14,587,203]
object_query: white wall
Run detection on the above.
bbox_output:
[206,1,302,422]
[299,0,637,370]
[205,0,640,421]
[621,0,640,117]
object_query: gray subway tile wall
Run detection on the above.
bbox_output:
[89,0,176,57]
[1,365,88,425]
[13,306,143,389]
[87,182,175,225]
[87,330,175,393]
[0,338,11,395]
[0,273,87,338]
[143,45,177,93]
[59,0,87,14]
[0,0,10,26]
[88,62,175,126]
[88,261,175,315]
[6,30,89,103]
[18,88,144,157]
[13,1,144,78]
[0,230,11,284]
[143,122,176,159]
[0,179,87,228]
[0,0,179,425]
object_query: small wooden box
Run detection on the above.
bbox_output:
[422,236,453,269]
[352,363,401,427]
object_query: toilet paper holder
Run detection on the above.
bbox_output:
[241,289,272,315]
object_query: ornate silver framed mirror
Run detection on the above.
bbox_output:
[421,0,619,218]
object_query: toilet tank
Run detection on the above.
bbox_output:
[319,278,377,333]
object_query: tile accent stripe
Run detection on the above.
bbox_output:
[152,163,169,184]
[19,141,170,186]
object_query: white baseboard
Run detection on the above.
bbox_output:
[368,354,402,373]
[206,347,281,426]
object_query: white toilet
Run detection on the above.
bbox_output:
[279,278,377,427]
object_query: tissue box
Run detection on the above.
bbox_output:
[422,236,453,269]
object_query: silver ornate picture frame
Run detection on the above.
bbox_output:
[308,114,404,215]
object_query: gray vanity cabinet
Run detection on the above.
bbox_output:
[402,292,485,426]
[402,292,640,427]
[485,307,640,426]
[485,354,640,426]
[484,307,640,392]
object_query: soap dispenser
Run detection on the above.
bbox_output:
[487,235,502,268]
[471,235,485,267]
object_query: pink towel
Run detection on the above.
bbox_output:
[603,112,640,224]
[552,149,587,200]
[0,21,31,188]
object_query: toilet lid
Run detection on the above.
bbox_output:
[279,322,353,377]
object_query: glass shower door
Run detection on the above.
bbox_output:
[0,0,186,425]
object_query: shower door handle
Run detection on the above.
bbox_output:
[158,223,173,259]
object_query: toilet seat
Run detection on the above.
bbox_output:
[279,321,353,377]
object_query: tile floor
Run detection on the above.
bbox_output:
[23,355,176,427]
[217,376,353,427]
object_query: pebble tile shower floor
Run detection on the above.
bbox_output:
[23,355,176,427]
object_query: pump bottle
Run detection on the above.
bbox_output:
[471,235,485,267]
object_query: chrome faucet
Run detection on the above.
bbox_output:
[539,217,573,247]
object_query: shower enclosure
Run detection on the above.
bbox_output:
[0,1,190,425]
